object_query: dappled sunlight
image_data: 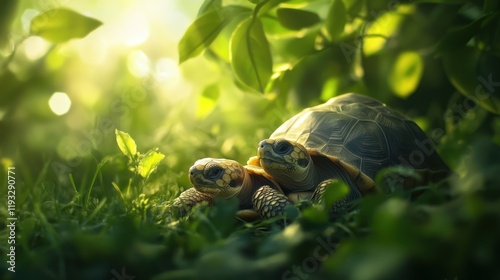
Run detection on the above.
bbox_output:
[118,11,151,47]
[75,34,108,66]
[155,57,182,87]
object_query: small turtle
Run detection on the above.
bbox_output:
[172,158,290,220]
[251,93,451,197]
[173,157,374,220]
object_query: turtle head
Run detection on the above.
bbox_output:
[257,138,313,190]
[189,158,246,199]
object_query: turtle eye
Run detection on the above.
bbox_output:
[276,141,292,155]
[205,166,224,179]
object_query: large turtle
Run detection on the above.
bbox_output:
[250,93,451,197]
[172,156,375,220]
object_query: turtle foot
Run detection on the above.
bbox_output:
[311,179,349,218]
[252,186,291,219]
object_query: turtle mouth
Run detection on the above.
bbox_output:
[195,186,221,194]
[259,149,285,162]
[260,155,283,165]
[259,156,293,172]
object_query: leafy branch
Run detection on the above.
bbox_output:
[180,0,500,113]
[1,8,101,72]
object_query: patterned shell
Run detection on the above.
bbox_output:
[270,93,450,179]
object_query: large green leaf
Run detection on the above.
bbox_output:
[30,8,102,43]
[435,15,488,53]
[276,8,320,30]
[115,129,137,160]
[326,0,347,41]
[443,47,500,114]
[178,6,251,63]
[230,18,272,93]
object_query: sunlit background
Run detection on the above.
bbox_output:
[1,0,498,191]
[1,0,281,191]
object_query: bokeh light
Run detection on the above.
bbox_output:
[127,50,150,78]
[119,11,150,46]
[23,36,50,60]
[48,92,72,116]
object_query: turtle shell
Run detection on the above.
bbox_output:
[270,93,450,180]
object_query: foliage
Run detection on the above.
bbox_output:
[180,0,500,113]
[0,1,499,280]
[30,9,102,43]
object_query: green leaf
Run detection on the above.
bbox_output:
[178,6,251,63]
[230,18,272,93]
[443,48,500,114]
[363,12,402,56]
[302,205,329,224]
[197,84,220,119]
[322,180,350,209]
[197,0,222,16]
[388,52,423,98]
[443,47,480,97]
[435,15,487,54]
[483,0,500,13]
[138,150,165,178]
[115,129,137,159]
[257,0,289,16]
[326,0,347,40]
[344,0,364,18]
[375,166,420,194]
[284,204,300,220]
[30,8,102,43]
[276,8,320,31]
[0,0,18,47]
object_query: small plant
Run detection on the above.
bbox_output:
[113,129,165,203]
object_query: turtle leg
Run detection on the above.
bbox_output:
[170,187,213,217]
[252,186,292,219]
[310,179,354,217]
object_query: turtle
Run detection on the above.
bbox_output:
[172,156,375,220]
[172,158,289,221]
[249,93,451,199]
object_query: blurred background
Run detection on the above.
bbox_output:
[1,0,499,190]
[0,0,283,193]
